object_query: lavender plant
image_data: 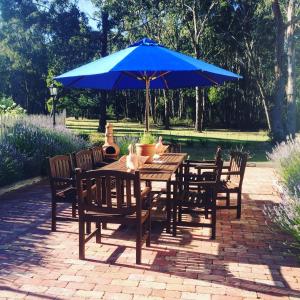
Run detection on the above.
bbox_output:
[264,136,300,252]
[0,141,26,186]
[267,136,300,194]
[116,136,139,156]
[0,114,89,186]
[264,188,300,249]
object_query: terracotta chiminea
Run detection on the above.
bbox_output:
[102,123,120,160]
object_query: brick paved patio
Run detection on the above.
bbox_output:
[0,166,299,300]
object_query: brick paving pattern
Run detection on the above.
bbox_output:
[0,167,299,299]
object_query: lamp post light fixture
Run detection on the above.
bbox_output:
[49,84,58,126]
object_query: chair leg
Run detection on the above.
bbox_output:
[96,222,101,243]
[226,192,230,207]
[102,223,107,229]
[146,211,151,247]
[79,219,85,259]
[172,200,177,237]
[205,204,209,219]
[178,204,182,222]
[237,192,242,219]
[51,200,56,231]
[136,223,142,264]
[72,202,76,218]
[211,200,216,240]
[86,222,91,234]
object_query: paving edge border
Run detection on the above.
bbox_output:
[0,176,46,197]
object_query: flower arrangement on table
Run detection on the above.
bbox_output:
[125,133,168,170]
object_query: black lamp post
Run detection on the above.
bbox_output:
[49,84,58,126]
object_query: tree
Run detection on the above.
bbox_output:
[271,0,286,141]
[0,0,48,113]
[286,0,299,137]
[180,0,218,132]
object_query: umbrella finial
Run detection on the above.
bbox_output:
[129,38,158,47]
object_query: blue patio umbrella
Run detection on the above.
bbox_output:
[55,38,242,131]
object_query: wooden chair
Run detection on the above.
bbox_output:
[187,146,222,174]
[73,149,94,172]
[48,155,76,231]
[90,146,107,169]
[217,151,248,218]
[172,159,223,239]
[75,169,152,264]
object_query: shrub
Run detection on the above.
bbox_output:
[139,132,156,144]
[0,141,26,186]
[116,136,139,156]
[265,136,300,253]
[264,188,300,251]
[0,96,26,115]
[268,137,300,194]
[89,132,105,146]
[0,115,89,186]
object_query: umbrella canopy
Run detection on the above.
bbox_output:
[55,38,242,131]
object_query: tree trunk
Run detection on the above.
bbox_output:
[98,11,109,133]
[163,90,170,129]
[286,0,296,137]
[271,0,285,141]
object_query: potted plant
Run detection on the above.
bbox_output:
[136,132,156,163]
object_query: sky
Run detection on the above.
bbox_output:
[78,0,98,29]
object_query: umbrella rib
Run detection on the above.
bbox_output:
[149,72,157,80]
[112,72,124,89]
[123,71,141,80]
[153,71,170,80]
[196,71,219,85]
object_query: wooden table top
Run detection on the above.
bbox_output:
[101,153,187,182]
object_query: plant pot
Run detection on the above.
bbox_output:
[136,143,156,163]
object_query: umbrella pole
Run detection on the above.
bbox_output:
[145,78,150,132]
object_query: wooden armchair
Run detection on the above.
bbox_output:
[217,151,248,218]
[73,149,94,172]
[75,169,152,264]
[48,155,76,231]
[90,146,117,168]
[187,146,222,174]
[172,159,223,239]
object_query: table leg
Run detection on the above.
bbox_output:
[166,180,171,233]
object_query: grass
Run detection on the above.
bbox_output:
[66,118,271,162]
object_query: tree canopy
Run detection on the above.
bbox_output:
[0,0,299,140]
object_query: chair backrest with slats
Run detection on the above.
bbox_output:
[48,155,73,190]
[73,149,94,172]
[76,169,142,217]
[227,151,248,188]
[90,146,104,168]
[182,159,223,192]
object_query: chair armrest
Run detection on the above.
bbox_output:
[222,166,231,170]
[104,157,117,163]
[94,162,109,168]
[185,159,215,163]
[194,165,218,170]
[221,171,240,175]
[52,177,75,184]
[187,181,217,187]
[171,180,218,190]
[174,173,208,181]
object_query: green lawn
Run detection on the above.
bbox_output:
[66,118,272,162]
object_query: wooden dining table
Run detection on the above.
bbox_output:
[101,152,187,233]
